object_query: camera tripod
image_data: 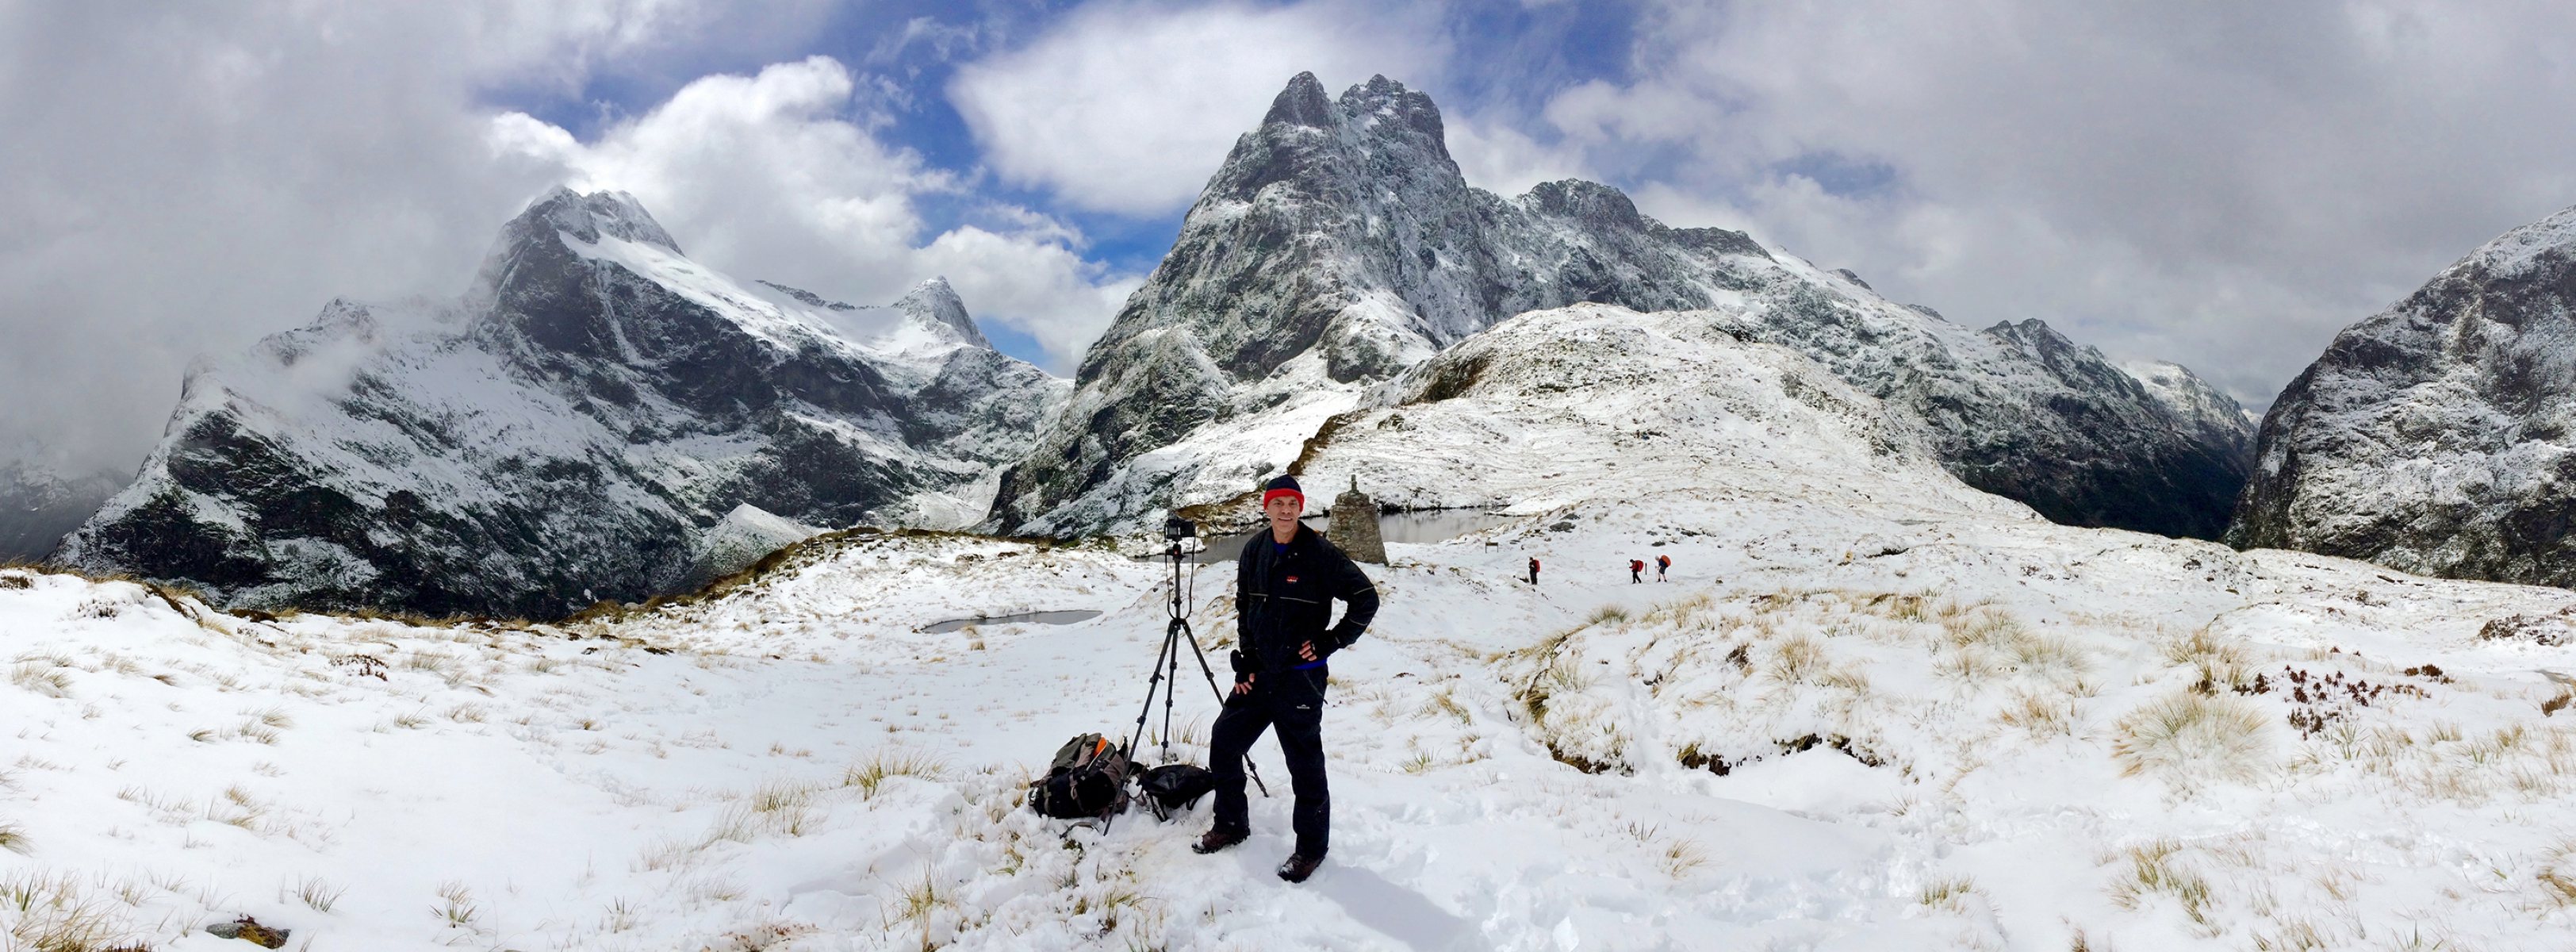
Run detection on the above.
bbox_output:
[1124,519,1267,804]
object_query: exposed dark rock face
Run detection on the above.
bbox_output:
[57,189,1064,617]
[2231,205,2576,585]
[990,72,2251,539]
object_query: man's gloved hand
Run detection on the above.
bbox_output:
[1229,648,1255,697]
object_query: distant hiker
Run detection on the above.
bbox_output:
[1630,559,1645,584]
[1198,475,1379,885]
[1528,558,1540,585]
[1656,554,1670,582]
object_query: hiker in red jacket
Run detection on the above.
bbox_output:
[1629,559,1644,584]
[1528,557,1540,585]
[1656,554,1670,582]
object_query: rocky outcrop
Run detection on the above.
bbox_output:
[56,188,1065,617]
[2230,205,2576,585]
[989,72,2252,540]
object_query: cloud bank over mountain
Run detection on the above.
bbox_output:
[12,0,2576,495]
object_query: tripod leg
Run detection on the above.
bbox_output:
[1176,618,1269,798]
[1125,619,1180,767]
[1159,619,1183,763]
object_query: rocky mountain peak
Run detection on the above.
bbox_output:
[893,277,990,350]
[2230,202,2576,585]
[58,188,1065,617]
[523,186,682,255]
[1262,71,1334,129]
[988,72,2251,541]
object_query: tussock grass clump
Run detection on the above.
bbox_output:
[1917,874,1980,912]
[10,660,71,698]
[0,821,25,855]
[2106,839,2218,929]
[0,870,155,952]
[843,750,949,800]
[1767,634,1828,685]
[1997,689,2077,739]
[1424,689,1472,725]
[2160,626,2258,692]
[288,874,343,913]
[1658,838,1707,878]
[434,880,480,928]
[2112,692,2273,785]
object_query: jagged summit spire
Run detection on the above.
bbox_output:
[894,277,990,349]
[1264,71,1333,129]
[516,186,684,255]
[1254,72,1447,144]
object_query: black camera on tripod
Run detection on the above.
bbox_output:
[1163,514,1197,541]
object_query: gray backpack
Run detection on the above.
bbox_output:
[1028,733,1132,820]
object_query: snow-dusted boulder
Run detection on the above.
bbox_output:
[56,188,1065,617]
[2232,205,2576,586]
[991,72,2250,539]
[683,503,823,589]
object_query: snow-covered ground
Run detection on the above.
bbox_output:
[10,497,2576,950]
[10,306,2576,950]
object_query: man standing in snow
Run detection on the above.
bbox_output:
[1197,475,1379,884]
[1528,557,1540,585]
[1630,559,1645,584]
[1656,554,1670,582]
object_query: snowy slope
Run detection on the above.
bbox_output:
[2233,203,2576,588]
[990,72,2252,541]
[1291,301,2028,524]
[8,305,2575,950]
[53,189,1065,618]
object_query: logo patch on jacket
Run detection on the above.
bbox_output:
[1286,576,1299,583]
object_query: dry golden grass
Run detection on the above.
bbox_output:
[842,749,950,800]
[0,870,155,952]
[2112,692,2272,785]
[2105,839,2218,930]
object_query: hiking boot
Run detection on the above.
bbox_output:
[1192,827,1248,854]
[1276,852,1324,883]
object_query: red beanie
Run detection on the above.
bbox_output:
[1259,474,1303,508]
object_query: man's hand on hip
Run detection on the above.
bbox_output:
[1298,641,1318,662]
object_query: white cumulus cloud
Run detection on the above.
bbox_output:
[1557,0,2576,406]
[489,56,1133,372]
[946,0,1447,216]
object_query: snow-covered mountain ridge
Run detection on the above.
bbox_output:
[2233,203,2576,587]
[55,188,1065,618]
[0,453,125,562]
[990,72,2253,541]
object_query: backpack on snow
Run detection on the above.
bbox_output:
[1028,733,1133,820]
[1135,763,1216,821]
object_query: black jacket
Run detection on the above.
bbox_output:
[1236,524,1378,674]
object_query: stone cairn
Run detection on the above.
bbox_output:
[1327,475,1386,564]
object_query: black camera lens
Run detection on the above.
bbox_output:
[1163,515,1197,539]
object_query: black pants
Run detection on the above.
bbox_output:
[1210,664,1329,856]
